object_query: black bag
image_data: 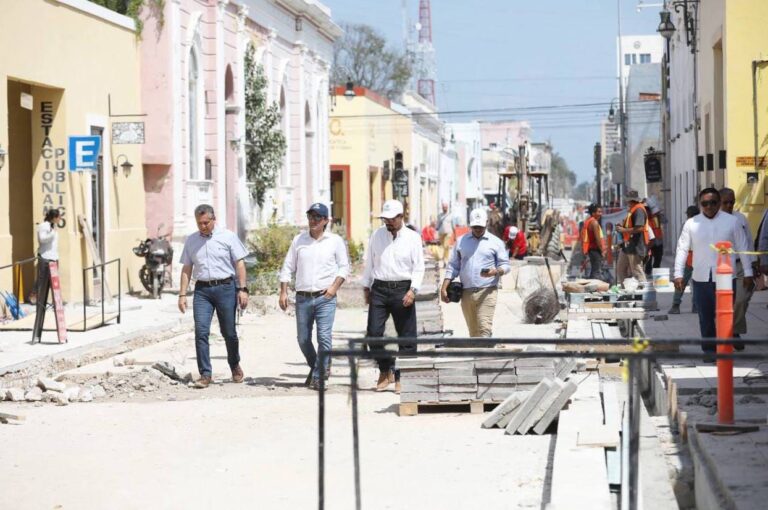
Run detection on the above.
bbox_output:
[447,281,463,303]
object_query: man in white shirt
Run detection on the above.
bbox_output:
[719,188,756,342]
[362,199,425,392]
[674,188,754,357]
[32,208,61,343]
[279,203,349,390]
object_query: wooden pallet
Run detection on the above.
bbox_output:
[399,399,494,416]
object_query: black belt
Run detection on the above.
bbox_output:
[196,277,233,288]
[296,290,326,298]
[373,279,411,289]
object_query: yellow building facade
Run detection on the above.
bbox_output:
[329,88,414,244]
[0,0,146,302]
[697,0,768,231]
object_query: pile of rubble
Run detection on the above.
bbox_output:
[1,360,196,407]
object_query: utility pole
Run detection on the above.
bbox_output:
[617,0,629,199]
[594,142,602,205]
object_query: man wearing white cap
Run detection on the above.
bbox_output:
[441,208,510,337]
[362,199,425,392]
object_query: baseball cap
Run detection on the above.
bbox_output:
[508,226,519,236]
[379,200,404,219]
[306,203,329,217]
[469,208,488,227]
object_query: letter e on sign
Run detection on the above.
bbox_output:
[68,136,101,171]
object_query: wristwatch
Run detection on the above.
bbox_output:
[410,287,418,294]
[237,287,249,294]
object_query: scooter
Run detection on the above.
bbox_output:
[133,224,173,299]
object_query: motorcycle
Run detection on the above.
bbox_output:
[132,224,173,299]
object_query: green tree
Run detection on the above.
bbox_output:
[573,181,592,201]
[244,46,286,208]
[332,23,412,99]
[549,151,577,199]
[89,0,164,37]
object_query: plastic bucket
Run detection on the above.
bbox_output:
[652,268,671,288]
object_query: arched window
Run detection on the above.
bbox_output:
[188,49,200,180]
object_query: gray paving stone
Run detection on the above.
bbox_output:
[438,375,477,385]
[439,384,477,393]
[395,359,435,369]
[481,392,525,428]
[477,384,515,400]
[474,359,516,370]
[435,367,476,376]
[555,359,578,380]
[398,369,438,378]
[515,366,556,376]
[516,379,565,435]
[438,392,477,401]
[504,378,553,435]
[514,358,556,368]
[400,381,438,392]
[400,392,439,402]
[37,377,66,392]
[533,380,578,434]
[477,373,518,384]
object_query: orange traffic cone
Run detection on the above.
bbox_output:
[714,241,734,424]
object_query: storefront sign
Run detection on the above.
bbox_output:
[40,101,67,228]
[49,261,67,344]
[736,156,767,168]
[111,121,145,144]
[68,136,101,171]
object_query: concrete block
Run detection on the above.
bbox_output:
[395,359,435,369]
[37,377,66,392]
[517,379,565,435]
[79,389,94,402]
[436,367,475,377]
[438,375,477,385]
[62,386,81,402]
[514,358,556,368]
[515,366,556,376]
[24,388,43,402]
[504,378,553,435]
[400,381,438,393]
[555,359,578,380]
[532,380,578,434]
[482,392,525,428]
[398,369,438,379]
[4,387,25,402]
[439,384,477,393]
[474,359,516,371]
[477,384,515,400]
[400,392,438,403]
[477,373,518,384]
[515,374,548,384]
[438,392,477,402]
[90,385,107,398]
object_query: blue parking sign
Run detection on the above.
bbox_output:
[68,136,101,171]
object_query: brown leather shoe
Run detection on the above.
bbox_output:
[388,371,396,384]
[231,365,244,383]
[376,371,392,392]
[194,376,212,389]
[395,381,401,394]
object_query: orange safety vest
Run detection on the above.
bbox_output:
[622,203,650,245]
[650,214,663,241]
[581,216,604,255]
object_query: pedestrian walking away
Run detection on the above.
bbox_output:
[673,189,754,358]
[719,188,756,343]
[644,196,665,276]
[757,208,768,291]
[362,199,425,393]
[31,208,60,344]
[579,203,609,282]
[441,208,510,337]
[178,204,249,388]
[279,202,349,390]
[616,189,649,285]
[669,205,700,314]
[437,201,455,266]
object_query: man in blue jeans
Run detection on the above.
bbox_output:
[178,204,250,388]
[279,203,349,390]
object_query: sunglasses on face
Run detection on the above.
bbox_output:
[700,200,719,207]
[306,214,325,221]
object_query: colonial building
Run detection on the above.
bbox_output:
[0,0,146,302]
[139,0,340,273]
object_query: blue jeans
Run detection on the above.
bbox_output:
[295,293,337,381]
[193,281,240,377]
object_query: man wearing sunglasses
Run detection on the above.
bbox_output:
[279,203,349,390]
[673,188,754,359]
[719,188,756,345]
[362,199,425,393]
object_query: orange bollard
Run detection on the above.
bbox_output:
[714,241,734,424]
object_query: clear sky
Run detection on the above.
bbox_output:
[321,0,662,183]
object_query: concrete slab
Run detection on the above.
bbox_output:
[517,379,565,435]
[504,378,553,435]
[481,392,525,429]
[532,380,578,435]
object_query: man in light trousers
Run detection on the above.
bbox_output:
[441,208,510,337]
[279,203,349,390]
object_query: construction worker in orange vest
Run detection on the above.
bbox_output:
[580,203,609,282]
[644,196,665,276]
[615,189,650,285]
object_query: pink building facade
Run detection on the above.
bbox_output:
[140,0,340,278]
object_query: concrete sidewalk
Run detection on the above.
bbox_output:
[0,293,192,377]
[640,282,768,510]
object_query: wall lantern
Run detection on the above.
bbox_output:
[0,143,6,171]
[657,10,675,41]
[344,79,356,98]
[113,154,133,178]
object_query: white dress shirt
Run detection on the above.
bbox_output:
[279,231,349,292]
[362,225,425,291]
[674,210,753,282]
[36,222,58,260]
